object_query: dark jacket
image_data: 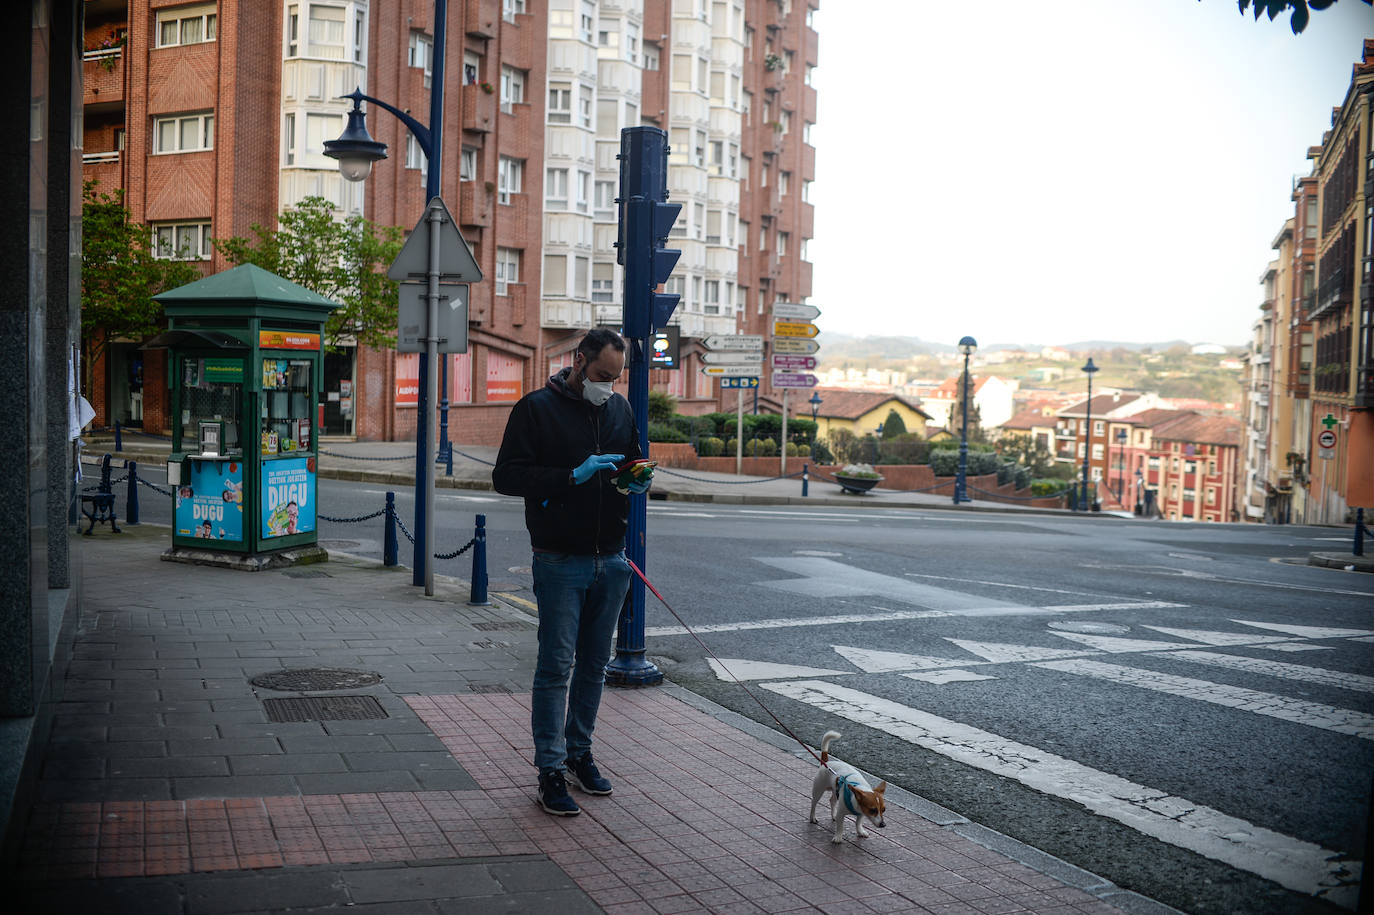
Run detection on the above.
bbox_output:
[492,368,641,555]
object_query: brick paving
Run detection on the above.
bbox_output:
[8,523,1157,913]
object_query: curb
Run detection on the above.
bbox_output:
[1307,551,1374,573]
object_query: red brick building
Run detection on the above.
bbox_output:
[81,0,818,444]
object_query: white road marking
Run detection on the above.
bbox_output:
[1232,620,1374,640]
[903,669,995,684]
[1259,641,1336,652]
[706,659,850,681]
[1165,651,1374,693]
[646,607,950,637]
[761,679,1359,908]
[1350,636,1374,644]
[1049,632,1195,653]
[831,644,990,673]
[647,510,717,518]
[903,572,1112,597]
[756,557,1026,611]
[1034,659,1374,741]
[1141,626,1293,646]
[945,638,1094,664]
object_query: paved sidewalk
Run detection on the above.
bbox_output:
[7,522,1172,914]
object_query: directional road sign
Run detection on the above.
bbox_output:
[772,338,820,355]
[702,364,765,377]
[720,377,760,389]
[772,354,816,371]
[702,351,764,365]
[388,197,483,282]
[773,303,821,322]
[772,372,818,388]
[702,334,764,351]
[773,321,819,338]
[397,283,469,353]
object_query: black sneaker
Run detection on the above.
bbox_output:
[537,768,580,816]
[565,752,613,796]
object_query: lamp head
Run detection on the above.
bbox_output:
[957,335,978,356]
[1081,357,1099,375]
[808,391,822,406]
[324,89,388,183]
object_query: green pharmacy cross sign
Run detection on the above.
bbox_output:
[1321,414,1339,430]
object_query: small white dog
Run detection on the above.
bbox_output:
[809,731,886,844]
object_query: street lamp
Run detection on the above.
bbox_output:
[324,0,449,594]
[1080,357,1099,511]
[1134,467,1144,516]
[808,391,822,450]
[953,336,977,504]
[1115,428,1128,506]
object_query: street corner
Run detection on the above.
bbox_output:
[1307,551,1374,573]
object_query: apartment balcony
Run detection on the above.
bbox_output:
[464,0,500,38]
[799,200,814,239]
[462,82,496,133]
[82,150,122,192]
[502,282,529,327]
[83,48,124,109]
[1358,310,1374,408]
[800,143,815,180]
[457,180,491,227]
[1313,265,1352,319]
[801,84,817,125]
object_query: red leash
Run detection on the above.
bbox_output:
[627,558,826,768]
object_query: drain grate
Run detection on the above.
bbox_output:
[283,569,331,579]
[263,695,388,722]
[472,620,537,632]
[251,668,383,691]
[466,683,513,694]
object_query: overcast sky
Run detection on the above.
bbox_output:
[806,0,1374,348]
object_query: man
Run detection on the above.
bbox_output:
[492,329,652,816]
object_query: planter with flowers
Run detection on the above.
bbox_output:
[834,463,883,495]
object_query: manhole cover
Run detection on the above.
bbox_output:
[472,620,537,631]
[251,668,383,691]
[1047,621,1130,635]
[263,695,388,722]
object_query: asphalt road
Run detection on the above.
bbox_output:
[139,468,1374,913]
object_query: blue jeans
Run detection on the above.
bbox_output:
[530,550,632,773]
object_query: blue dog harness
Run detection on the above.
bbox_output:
[835,774,861,815]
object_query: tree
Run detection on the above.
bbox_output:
[213,196,404,350]
[881,408,906,438]
[997,433,1056,477]
[1227,0,1366,35]
[647,389,678,423]
[80,180,199,388]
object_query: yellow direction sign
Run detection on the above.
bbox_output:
[773,321,819,338]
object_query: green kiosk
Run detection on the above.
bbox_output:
[147,264,338,568]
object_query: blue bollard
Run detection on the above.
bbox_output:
[114,420,122,452]
[1356,507,1367,557]
[469,513,490,605]
[802,462,809,498]
[383,491,398,567]
[125,460,140,524]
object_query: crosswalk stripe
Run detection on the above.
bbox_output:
[1141,626,1292,646]
[944,638,1093,664]
[706,659,850,681]
[1049,631,1195,653]
[832,644,985,672]
[1164,650,1374,693]
[761,679,1359,908]
[1034,658,1374,740]
[1231,620,1374,639]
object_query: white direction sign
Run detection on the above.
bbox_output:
[702,351,763,365]
[773,338,820,355]
[773,302,821,322]
[397,283,469,353]
[388,197,484,282]
[701,364,765,377]
[702,334,764,351]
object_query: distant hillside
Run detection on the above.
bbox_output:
[818,335,1234,359]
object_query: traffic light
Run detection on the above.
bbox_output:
[617,127,681,338]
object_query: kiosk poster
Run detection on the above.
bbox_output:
[262,457,315,538]
[175,462,244,541]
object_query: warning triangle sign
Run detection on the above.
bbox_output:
[387,196,483,282]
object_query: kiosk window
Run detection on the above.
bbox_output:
[261,358,313,454]
[180,357,242,453]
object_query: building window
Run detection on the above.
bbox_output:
[694,130,707,167]
[594,180,615,216]
[545,167,568,209]
[463,51,480,86]
[704,279,720,315]
[496,247,520,295]
[503,0,525,23]
[283,113,295,166]
[500,66,525,112]
[580,1,595,42]
[1093,420,1104,435]
[302,112,341,166]
[706,210,721,244]
[543,254,566,296]
[779,171,790,195]
[1091,443,1104,461]
[1206,487,1217,505]
[592,263,614,302]
[154,112,214,154]
[576,170,590,213]
[693,202,705,241]
[643,44,659,71]
[625,22,639,63]
[1185,461,1197,475]
[460,146,477,181]
[1183,488,1196,502]
[548,83,571,123]
[153,222,212,260]
[406,134,427,176]
[307,4,346,59]
[778,231,789,256]
[409,32,433,87]
[157,3,217,47]
[727,143,738,178]
[354,9,366,62]
[574,256,588,298]
[803,121,813,144]
[286,4,299,55]
[579,85,593,128]
[497,156,522,204]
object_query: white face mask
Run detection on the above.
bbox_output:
[582,379,614,406]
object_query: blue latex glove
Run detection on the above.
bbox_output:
[626,476,652,495]
[572,452,623,485]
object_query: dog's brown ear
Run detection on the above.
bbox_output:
[875,780,887,794]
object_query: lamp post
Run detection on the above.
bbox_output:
[324,1,448,593]
[953,336,977,504]
[808,391,822,449]
[1115,427,1127,506]
[1134,467,1144,515]
[1080,357,1099,512]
